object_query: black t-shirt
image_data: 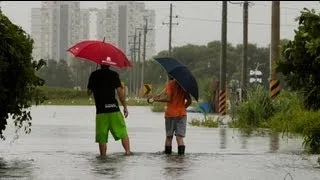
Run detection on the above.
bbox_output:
[87,68,122,114]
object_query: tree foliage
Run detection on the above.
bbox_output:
[69,58,96,89]
[145,41,272,100]
[278,8,320,110]
[29,39,289,103]
[37,59,74,88]
[0,10,45,139]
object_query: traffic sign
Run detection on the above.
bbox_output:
[143,84,152,96]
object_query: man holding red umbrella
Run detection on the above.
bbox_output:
[87,64,132,157]
[68,40,133,157]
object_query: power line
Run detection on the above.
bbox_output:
[170,2,309,11]
[253,2,307,11]
[178,16,297,27]
[228,1,309,11]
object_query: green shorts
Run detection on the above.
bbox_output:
[95,111,128,143]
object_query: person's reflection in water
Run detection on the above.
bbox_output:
[162,155,189,180]
[90,153,127,179]
[219,127,227,149]
[240,132,249,150]
[269,132,280,153]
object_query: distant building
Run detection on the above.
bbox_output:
[31,8,42,61]
[79,9,90,41]
[31,1,82,64]
[104,1,156,60]
[30,1,156,63]
[96,9,107,41]
[145,9,156,59]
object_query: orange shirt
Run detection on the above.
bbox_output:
[164,80,187,118]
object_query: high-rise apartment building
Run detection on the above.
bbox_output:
[31,8,42,61]
[145,9,156,59]
[96,9,107,41]
[31,1,155,63]
[31,1,82,63]
[79,9,90,41]
[104,1,156,60]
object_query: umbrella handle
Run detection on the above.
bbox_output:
[147,97,154,104]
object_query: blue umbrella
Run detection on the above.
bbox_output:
[154,57,199,101]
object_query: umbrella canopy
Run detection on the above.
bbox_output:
[154,57,199,101]
[67,40,132,68]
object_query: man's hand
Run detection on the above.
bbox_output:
[123,107,129,118]
[150,94,161,101]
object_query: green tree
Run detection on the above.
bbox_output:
[37,59,74,88]
[70,58,96,89]
[278,8,320,110]
[56,59,74,88]
[37,59,58,87]
[122,41,273,100]
[0,10,45,139]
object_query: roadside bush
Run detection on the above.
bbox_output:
[189,114,219,128]
[268,92,305,135]
[38,86,87,100]
[235,85,275,132]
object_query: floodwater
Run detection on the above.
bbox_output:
[0,106,319,180]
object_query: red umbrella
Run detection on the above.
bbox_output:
[67,39,132,68]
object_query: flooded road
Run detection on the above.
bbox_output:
[0,106,319,180]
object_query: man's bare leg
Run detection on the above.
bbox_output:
[99,143,107,157]
[121,136,132,155]
[165,136,173,146]
[176,136,184,146]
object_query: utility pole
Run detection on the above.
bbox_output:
[228,1,252,100]
[129,48,134,97]
[133,31,137,97]
[162,3,179,56]
[270,1,280,99]
[129,29,140,97]
[140,17,153,92]
[169,3,173,56]
[137,31,142,97]
[241,1,249,100]
[141,18,147,91]
[219,1,227,115]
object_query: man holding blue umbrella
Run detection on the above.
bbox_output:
[152,75,192,155]
[150,57,199,155]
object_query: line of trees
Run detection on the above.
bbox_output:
[38,40,290,101]
[36,58,96,89]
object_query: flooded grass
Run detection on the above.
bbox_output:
[189,115,220,128]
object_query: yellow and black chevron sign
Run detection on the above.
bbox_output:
[219,89,227,115]
[270,79,280,99]
[143,84,152,96]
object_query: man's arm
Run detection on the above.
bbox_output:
[116,86,127,108]
[116,86,129,118]
[153,83,172,103]
[185,93,192,108]
[153,92,172,103]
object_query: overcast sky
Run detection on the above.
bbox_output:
[1,1,319,53]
